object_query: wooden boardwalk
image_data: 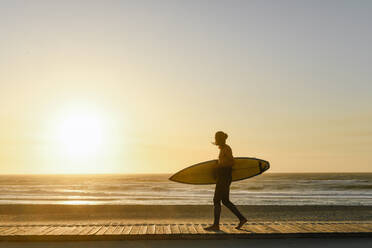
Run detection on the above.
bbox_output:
[0,221,371,241]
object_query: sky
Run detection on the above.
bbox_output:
[0,0,371,174]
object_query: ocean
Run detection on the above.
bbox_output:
[0,173,371,206]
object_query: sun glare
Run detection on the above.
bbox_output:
[57,114,104,157]
[47,107,122,174]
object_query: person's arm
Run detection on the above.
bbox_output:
[218,146,234,167]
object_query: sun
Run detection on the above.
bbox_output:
[57,114,104,157]
[47,107,123,174]
[48,107,119,174]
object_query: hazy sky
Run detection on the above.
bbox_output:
[1,0,371,174]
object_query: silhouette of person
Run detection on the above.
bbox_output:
[204,131,247,231]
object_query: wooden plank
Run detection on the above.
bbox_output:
[78,225,96,235]
[201,225,222,234]
[225,223,246,234]
[0,226,53,236]
[59,226,75,235]
[316,223,343,233]
[146,225,155,235]
[64,226,87,235]
[318,223,341,232]
[45,226,71,236]
[5,226,23,235]
[0,227,10,235]
[256,223,279,233]
[164,224,171,234]
[31,226,55,236]
[236,223,252,234]
[1,227,20,235]
[112,225,125,235]
[170,224,180,234]
[219,224,233,234]
[78,225,93,235]
[95,225,110,235]
[264,223,288,233]
[25,225,51,235]
[334,224,363,233]
[39,226,58,235]
[155,224,164,234]
[178,224,188,234]
[306,223,328,233]
[343,224,371,232]
[279,223,307,233]
[357,223,372,232]
[104,225,117,235]
[13,225,32,236]
[287,223,310,233]
[186,224,197,234]
[235,223,258,234]
[289,223,318,233]
[202,224,210,232]
[266,223,300,233]
[130,225,140,235]
[330,223,356,233]
[86,225,102,235]
[10,226,30,235]
[194,224,206,234]
[301,223,327,233]
[244,223,275,233]
[138,225,147,235]
[89,225,104,235]
[323,224,358,233]
[0,227,12,235]
[121,225,133,235]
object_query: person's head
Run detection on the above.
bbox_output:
[213,131,228,146]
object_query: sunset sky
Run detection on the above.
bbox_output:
[1,0,371,174]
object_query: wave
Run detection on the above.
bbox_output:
[329,184,372,190]
[1,173,372,205]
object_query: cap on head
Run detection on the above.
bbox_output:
[214,131,228,145]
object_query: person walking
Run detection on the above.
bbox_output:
[204,131,247,231]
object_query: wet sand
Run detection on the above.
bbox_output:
[1,204,371,224]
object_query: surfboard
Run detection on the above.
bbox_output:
[169,157,270,185]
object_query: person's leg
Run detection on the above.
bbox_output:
[222,198,245,220]
[221,181,247,229]
[221,182,245,220]
[204,183,222,231]
[213,197,222,226]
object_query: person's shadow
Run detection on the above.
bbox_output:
[203,225,252,233]
[236,226,251,233]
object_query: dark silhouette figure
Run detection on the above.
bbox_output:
[204,131,247,231]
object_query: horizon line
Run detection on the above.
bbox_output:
[0,171,372,176]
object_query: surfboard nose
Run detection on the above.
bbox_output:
[265,161,270,171]
[258,160,270,173]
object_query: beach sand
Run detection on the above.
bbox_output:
[1,204,371,225]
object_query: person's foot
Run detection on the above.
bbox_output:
[204,224,220,231]
[236,218,247,229]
